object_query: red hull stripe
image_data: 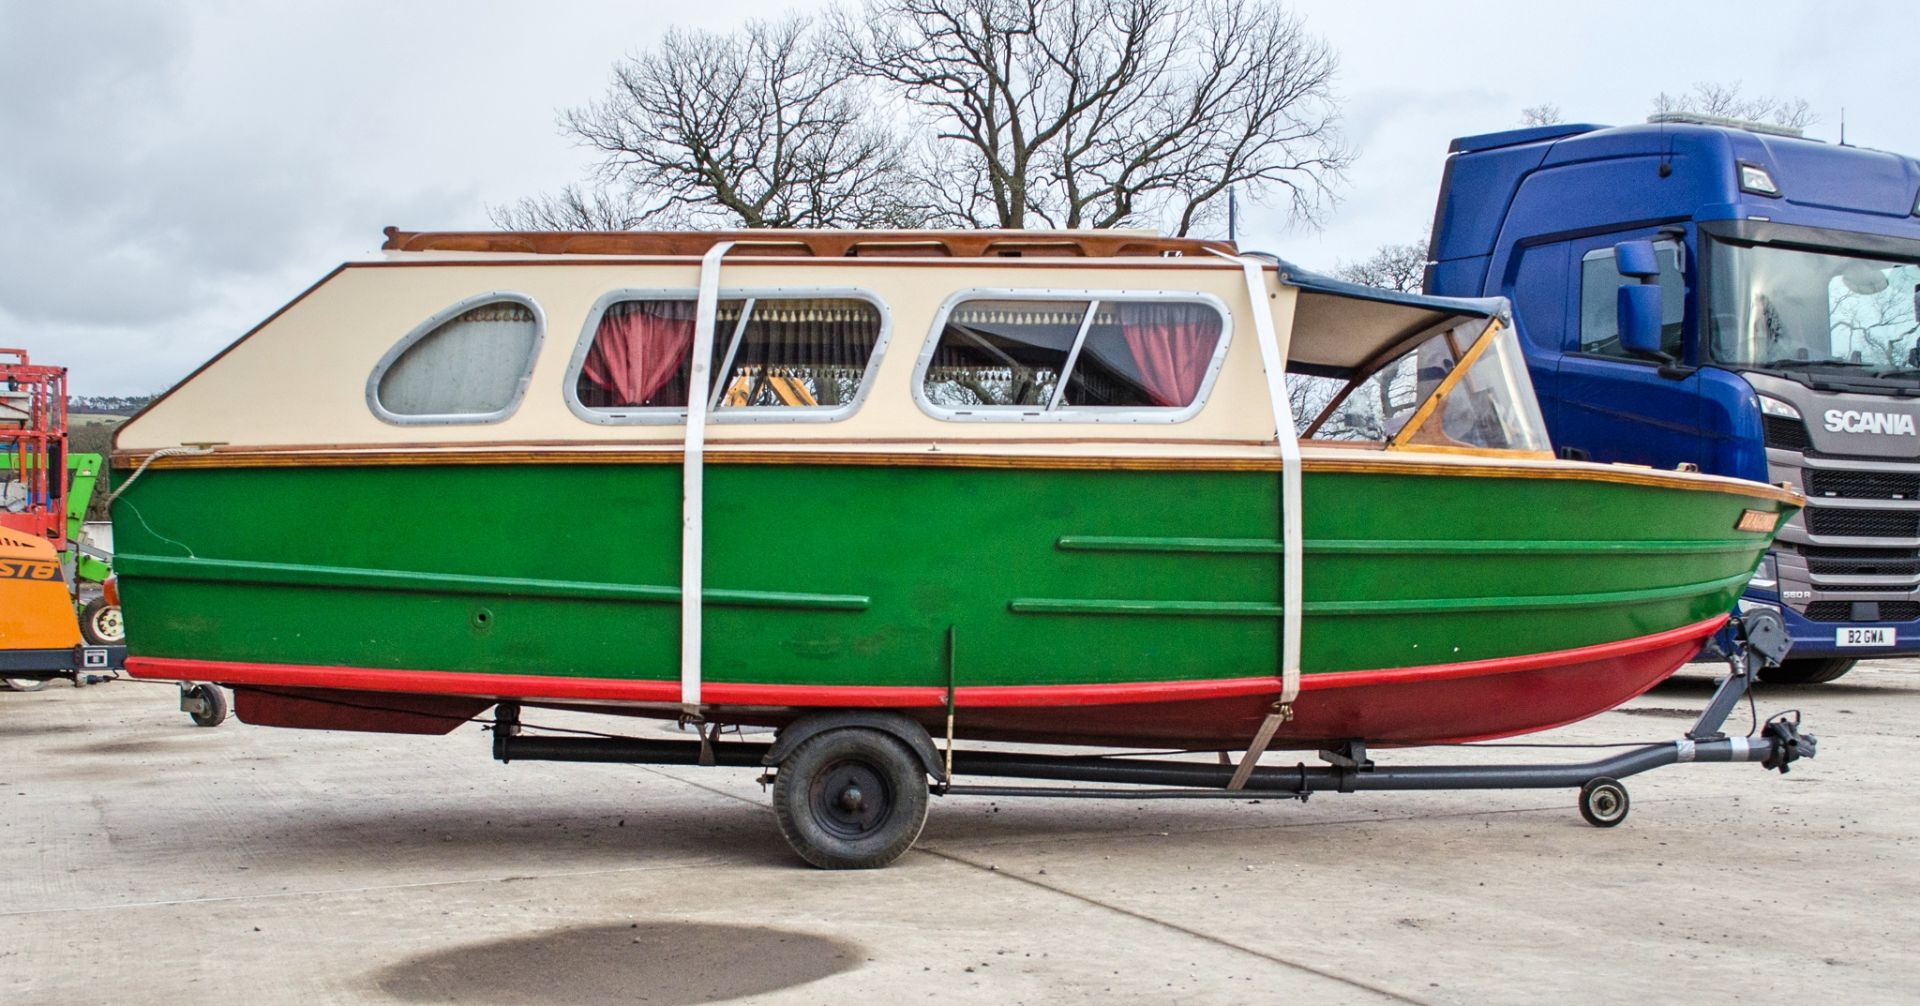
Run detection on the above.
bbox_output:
[126,614,1726,710]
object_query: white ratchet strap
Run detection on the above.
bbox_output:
[681,240,734,715]
[1211,251,1303,791]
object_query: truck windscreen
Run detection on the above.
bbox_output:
[1706,239,1920,382]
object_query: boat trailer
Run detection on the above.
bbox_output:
[491,612,1814,865]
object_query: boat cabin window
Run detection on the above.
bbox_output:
[569,293,885,422]
[1301,320,1551,455]
[918,294,1227,421]
[368,296,542,424]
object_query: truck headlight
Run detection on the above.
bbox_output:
[1757,396,1801,420]
[1750,555,1779,591]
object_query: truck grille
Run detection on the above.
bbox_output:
[1805,507,1920,538]
[1803,546,1920,578]
[1804,469,1920,500]
[1764,415,1812,451]
[1804,600,1920,622]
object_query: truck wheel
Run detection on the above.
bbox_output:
[1758,657,1856,685]
[2,678,49,692]
[79,598,125,645]
[772,727,929,870]
[184,683,229,727]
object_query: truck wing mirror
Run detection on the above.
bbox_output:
[1614,240,1660,279]
[1613,239,1687,378]
[1618,284,1666,359]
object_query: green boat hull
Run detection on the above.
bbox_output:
[111,458,1787,739]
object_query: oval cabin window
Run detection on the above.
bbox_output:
[919,295,1226,420]
[370,297,542,423]
[570,294,885,421]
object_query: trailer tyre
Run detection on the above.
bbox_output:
[79,598,125,646]
[772,727,929,869]
[1579,777,1629,828]
[184,683,228,728]
[1758,657,1855,685]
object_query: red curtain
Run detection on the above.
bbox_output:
[1118,302,1221,407]
[580,301,698,406]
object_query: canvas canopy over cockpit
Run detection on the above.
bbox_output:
[1261,258,1551,457]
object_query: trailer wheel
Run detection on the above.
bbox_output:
[2,678,49,692]
[772,727,929,869]
[79,598,125,646]
[184,683,228,728]
[1758,657,1855,685]
[1579,777,1629,828]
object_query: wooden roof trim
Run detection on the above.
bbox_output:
[379,226,1237,260]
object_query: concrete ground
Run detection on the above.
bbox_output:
[3,662,1916,1005]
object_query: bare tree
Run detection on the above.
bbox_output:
[493,184,652,230]
[832,0,1350,235]
[1652,81,1817,130]
[1334,237,1428,293]
[494,16,922,230]
[1520,102,1563,127]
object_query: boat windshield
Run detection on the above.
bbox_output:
[1302,320,1551,455]
[1706,239,1920,388]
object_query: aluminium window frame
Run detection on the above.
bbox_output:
[365,291,546,427]
[911,287,1234,424]
[562,286,894,426]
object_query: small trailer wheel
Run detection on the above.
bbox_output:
[184,683,229,728]
[772,727,929,869]
[79,598,126,646]
[1579,777,1629,828]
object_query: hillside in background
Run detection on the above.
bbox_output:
[70,394,154,416]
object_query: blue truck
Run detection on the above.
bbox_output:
[1426,113,1920,683]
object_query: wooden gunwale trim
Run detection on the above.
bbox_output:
[1303,457,1802,506]
[110,442,1804,505]
[117,435,1280,458]
[1401,444,1554,460]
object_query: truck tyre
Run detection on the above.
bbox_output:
[79,597,125,646]
[772,727,929,870]
[1758,657,1856,685]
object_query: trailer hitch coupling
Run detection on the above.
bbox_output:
[1761,715,1814,773]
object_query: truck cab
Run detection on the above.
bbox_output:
[1427,116,1920,682]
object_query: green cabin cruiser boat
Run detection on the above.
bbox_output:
[109,228,1806,866]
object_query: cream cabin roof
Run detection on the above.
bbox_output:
[115,246,1495,455]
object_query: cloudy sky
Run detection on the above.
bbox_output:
[4,0,1916,395]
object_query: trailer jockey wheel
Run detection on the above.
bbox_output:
[1578,777,1630,828]
[772,727,929,869]
[183,683,228,728]
[79,598,125,646]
